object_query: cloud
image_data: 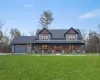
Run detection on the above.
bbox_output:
[79,9,100,19]
[24,5,34,8]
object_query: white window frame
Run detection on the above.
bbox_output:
[39,34,50,40]
[66,34,77,40]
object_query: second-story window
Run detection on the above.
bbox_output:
[66,34,77,40]
[39,34,49,40]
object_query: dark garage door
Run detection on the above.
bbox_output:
[14,45,27,53]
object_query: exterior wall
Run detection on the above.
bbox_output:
[34,44,54,53]
[40,29,49,34]
[12,44,84,53]
[48,44,53,52]
[34,44,84,53]
[27,44,32,53]
[12,45,14,53]
[61,44,81,53]
[63,45,68,53]
[34,44,42,53]
[75,45,81,52]
[67,29,77,34]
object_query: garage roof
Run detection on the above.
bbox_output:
[11,36,35,44]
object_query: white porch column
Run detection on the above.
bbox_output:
[62,50,65,53]
[81,45,83,53]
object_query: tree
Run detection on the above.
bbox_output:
[86,31,99,53]
[81,29,86,51]
[0,21,4,42]
[39,10,54,29]
[0,21,4,52]
[81,29,86,40]
[29,31,34,36]
[10,28,21,41]
[98,24,100,33]
[97,24,100,52]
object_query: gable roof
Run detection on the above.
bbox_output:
[11,28,83,44]
[35,29,82,39]
[11,36,35,44]
[64,27,79,34]
[38,28,52,35]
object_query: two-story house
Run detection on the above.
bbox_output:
[11,27,85,53]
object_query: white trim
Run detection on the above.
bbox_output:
[36,40,84,42]
[66,34,78,40]
[39,34,51,40]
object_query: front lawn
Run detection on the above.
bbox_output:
[0,55,100,80]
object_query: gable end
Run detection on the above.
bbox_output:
[38,28,52,34]
[64,27,79,35]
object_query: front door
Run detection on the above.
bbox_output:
[54,45,62,53]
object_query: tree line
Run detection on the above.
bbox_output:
[0,10,100,53]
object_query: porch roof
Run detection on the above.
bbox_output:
[35,40,84,44]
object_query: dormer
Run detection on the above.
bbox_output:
[38,28,52,40]
[64,27,79,40]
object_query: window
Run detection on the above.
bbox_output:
[67,34,76,40]
[68,45,75,51]
[39,34,49,40]
[42,45,48,50]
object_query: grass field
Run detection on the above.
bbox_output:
[0,55,100,80]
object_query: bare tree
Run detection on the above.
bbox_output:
[0,21,4,52]
[98,24,100,33]
[10,28,21,41]
[81,29,87,51]
[0,21,4,41]
[29,31,34,36]
[21,33,27,36]
[39,10,54,29]
[81,29,86,40]
[86,30,99,53]
[97,24,100,52]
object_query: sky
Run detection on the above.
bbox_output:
[0,0,100,35]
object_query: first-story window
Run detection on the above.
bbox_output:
[42,45,48,50]
[68,45,75,51]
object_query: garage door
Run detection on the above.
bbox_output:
[14,45,27,53]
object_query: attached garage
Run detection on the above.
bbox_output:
[11,36,35,53]
[14,45,27,53]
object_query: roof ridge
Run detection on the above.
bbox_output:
[37,29,80,30]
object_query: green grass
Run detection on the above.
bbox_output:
[0,55,100,80]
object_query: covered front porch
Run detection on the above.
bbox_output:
[33,43,84,53]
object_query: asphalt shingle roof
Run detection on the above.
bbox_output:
[35,29,82,39]
[11,36,35,44]
[11,29,83,44]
